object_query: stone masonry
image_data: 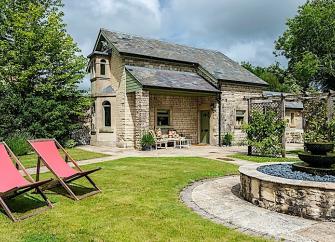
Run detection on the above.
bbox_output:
[89,32,266,149]
[149,94,217,145]
[240,164,335,221]
[220,82,265,145]
[135,90,150,149]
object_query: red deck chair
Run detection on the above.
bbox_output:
[0,142,53,222]
[28,139,101,201]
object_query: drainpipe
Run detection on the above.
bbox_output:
[218,83,222,147]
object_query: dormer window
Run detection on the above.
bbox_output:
[100,59,106,76]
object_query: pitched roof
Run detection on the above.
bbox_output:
[263,91,303,109]
[100,29,268,86]
[126,65,220,93]
[285,101,303,109]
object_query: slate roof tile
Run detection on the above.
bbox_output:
[126,65,220,93]
[101,29,268,86]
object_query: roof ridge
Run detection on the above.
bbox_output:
[125,65,198,74]
[99,28,268,86]
[101,28,229,56]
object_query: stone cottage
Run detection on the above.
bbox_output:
[88,29,269,148]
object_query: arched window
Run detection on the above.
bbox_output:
[100,59,106,76]
[102,101,111,127]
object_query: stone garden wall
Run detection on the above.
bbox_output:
[239,164,335,221]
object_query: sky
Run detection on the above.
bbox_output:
[62,0,306,89]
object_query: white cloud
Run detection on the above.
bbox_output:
[63,0,161,55]
[62,0,306,89]
[160,0,306,66]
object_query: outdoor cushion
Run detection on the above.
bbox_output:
[0,144,29,193]
[30,140,77,178]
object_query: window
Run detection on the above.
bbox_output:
[290,112,295,126]
[235,110,246,127]
[90,102,96,132]
[103,101,111,127]
[157,109,170,126]
[100,59,106,76]
[90,60,96,78]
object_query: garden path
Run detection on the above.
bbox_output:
[181,176,335,242]
[23,143,303,175]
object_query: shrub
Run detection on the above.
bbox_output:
[140,132,155,150]
[222,132,233,146]
[5,133,32,156]
[243,110,286,156]
[64,139,77,148]
[303,98,329,143]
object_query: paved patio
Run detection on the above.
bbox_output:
[78,144,256,166]
[79,144,246,157]
[24,145,252,175]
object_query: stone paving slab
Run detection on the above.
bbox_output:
[181,176,334,242]
[296,222,335,242]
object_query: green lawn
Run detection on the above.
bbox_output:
[18,148,109,168]
[0,157,268,242]
[286,149,304,155]
[228,153,299,163]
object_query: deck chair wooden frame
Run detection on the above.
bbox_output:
[0,142,53,222]
[149,130,168,150]
[28,139,101,201]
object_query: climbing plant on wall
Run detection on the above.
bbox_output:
[243,110,286,157]
[303,98,329,143]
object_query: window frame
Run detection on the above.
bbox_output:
[235,110,246,128]
[102,100,111,127]
[100,59,107,76]
[156,109,171,127]
[290,112,296,127]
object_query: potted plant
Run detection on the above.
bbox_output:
[140,132,155,151]
[222,132,233,146]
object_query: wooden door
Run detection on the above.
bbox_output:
[200,111,210,144]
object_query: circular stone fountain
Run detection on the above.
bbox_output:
[239,144,335,221]
[293,143,335,176]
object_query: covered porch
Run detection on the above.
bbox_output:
[149,91,217,146]
[126,65,221,149]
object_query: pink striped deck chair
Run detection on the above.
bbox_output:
[0,142,53,222]
[28,139,101,201]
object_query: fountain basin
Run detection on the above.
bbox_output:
[305,142,334,155]
[293,162,335,176]
[239,163,335,221]
[298,153,335,168]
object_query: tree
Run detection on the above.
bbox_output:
[275,0,335,90]
[242,62,301,93]
[0,0,89,143]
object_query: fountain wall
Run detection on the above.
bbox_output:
[240,163,335,221]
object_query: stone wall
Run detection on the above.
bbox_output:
[240,164,335,221]
[90,96,117,146]
[135,90,150,149]
[220,82,265,145]
[90,50,267,148]
[285,109,303,129]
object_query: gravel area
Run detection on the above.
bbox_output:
[258,164,335,182]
